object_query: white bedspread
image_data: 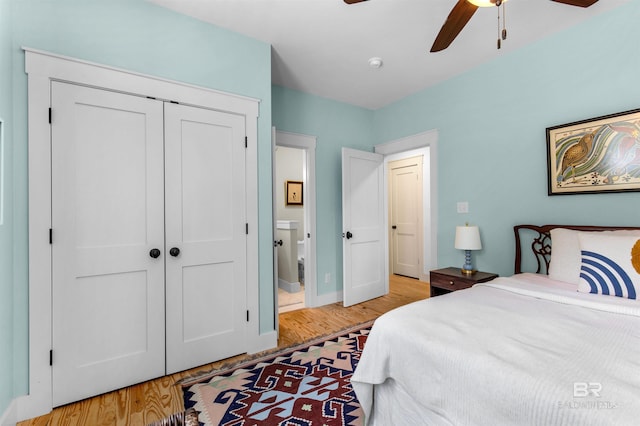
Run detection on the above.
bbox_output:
[351,274,640,426]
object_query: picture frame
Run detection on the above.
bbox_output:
[546,108,640,195]
[285,180,303,206]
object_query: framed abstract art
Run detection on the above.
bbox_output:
[547,108,640,195]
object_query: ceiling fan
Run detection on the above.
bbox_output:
[344,0,599,52]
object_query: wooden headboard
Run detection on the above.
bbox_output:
[513,224,640,275]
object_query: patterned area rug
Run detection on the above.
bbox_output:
[181,321,373,426]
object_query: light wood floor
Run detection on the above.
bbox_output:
[19,275,428,426]
[278,284,305,313]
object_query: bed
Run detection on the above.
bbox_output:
[351,224,640,425]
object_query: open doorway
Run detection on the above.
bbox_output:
[275,145,306,312]
[377,130,438,283]
[273,130,317,316]
[341,131,436,307]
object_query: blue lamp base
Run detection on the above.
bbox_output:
[461,249,477,275]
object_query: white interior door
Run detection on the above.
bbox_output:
[342,148,387,307]
[390,156,423,278]
[51,82,165,406]
[164,103,247,374]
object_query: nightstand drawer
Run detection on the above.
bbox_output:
[429,274,473,291]
[429,267,498,297]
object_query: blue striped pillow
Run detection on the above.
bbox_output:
[578,233,640,300]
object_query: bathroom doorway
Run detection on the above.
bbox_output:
[273,130,317,315]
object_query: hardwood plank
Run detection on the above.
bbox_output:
[138,375,183,425]
[18,275,428,425]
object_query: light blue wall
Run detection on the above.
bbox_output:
[1,0,15,414]
[372,0,640,277]
[272,86,374,294]
[2,0,274,411]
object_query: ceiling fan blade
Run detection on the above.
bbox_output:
[551,0,598,7]
[430,0,479,53]
[344,0,368,4]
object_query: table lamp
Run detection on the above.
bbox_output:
[455,224,482,275]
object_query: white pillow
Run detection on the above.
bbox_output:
[549,228,640,285]
[578,233,640,299]
[548,229,582,285]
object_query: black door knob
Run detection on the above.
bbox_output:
[346,231,353,239]
[149,248,161,258]
[170,247,180,257]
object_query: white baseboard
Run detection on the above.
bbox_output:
[278,278,300,293]
[1,398,17,426]
[15,390,53,423]
[313,290,342,307]
[247,329,278,354]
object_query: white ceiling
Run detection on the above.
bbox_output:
[148,0,629,110]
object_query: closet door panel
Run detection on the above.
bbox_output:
[181,263,235,342]
[180,119,234,242]
[164,103,247,374]
[51,82,165,406]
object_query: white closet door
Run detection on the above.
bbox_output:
[51,82,165,406]
[164,103,247,374]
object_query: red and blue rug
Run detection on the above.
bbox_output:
[180,321,372,426]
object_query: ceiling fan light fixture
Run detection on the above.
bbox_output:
[468,0,507,7]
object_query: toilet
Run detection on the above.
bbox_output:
[297,240,305,283]
[297,240,305,261]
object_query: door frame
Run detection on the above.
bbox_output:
[22,48,261,420]
[273,130,317,312]
[376,130,438,282]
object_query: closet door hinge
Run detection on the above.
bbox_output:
[245,136,248,148]
[49,228,53,244]
[49,350,53,366]
[48,108,52,124]
[246,310,250,322]
[246,223,249,234]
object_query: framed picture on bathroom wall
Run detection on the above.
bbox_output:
[286,180,303,206]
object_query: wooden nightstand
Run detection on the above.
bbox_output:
[429,267,498,297]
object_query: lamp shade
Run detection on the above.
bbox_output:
[455,226,482,250]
